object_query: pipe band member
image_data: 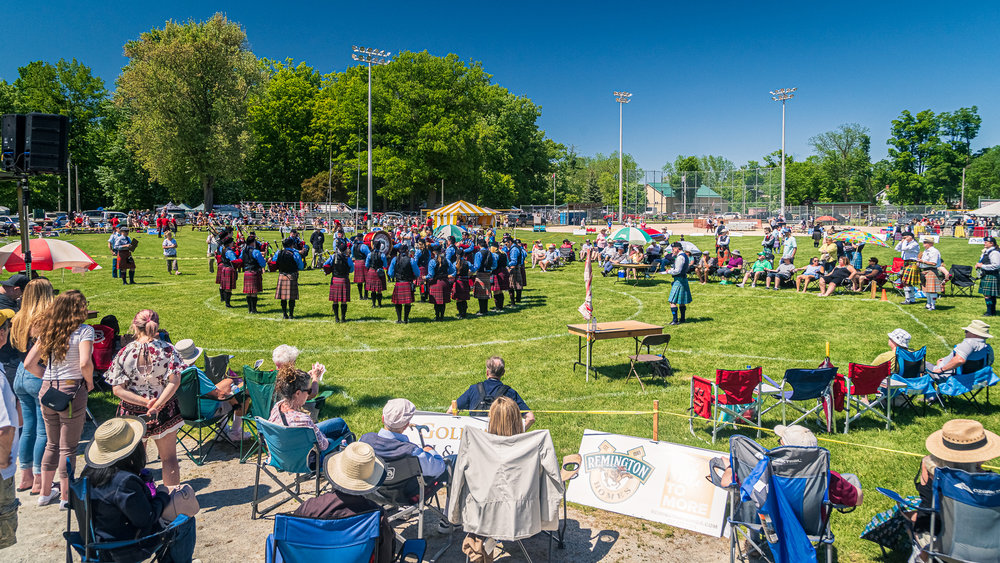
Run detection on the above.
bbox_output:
[323,239,353,323]
[241,235,267,314]
[388,245,419,324]
[667,242,692,325]
[271,238,304,319]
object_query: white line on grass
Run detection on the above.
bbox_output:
[890,301,949,346]
[202,332,567,355]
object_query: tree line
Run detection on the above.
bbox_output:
[1,13,998,212]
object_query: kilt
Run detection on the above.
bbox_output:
[920,269,944,294]
[474,272,493,299]
[391,281,414,305]
[329,276,351,302]
[219,265,237,291]
[508,265,526,290]
[117,249,136,270]
[353,263,368,284]
[452,276,471,301]
[275,272,299,300]
[366,268,386,293]
[243,270,263,295]
[668,276,693,305]
[491,271,509,292]
[215,264,224,285]
[980,272,999,297]
[900,261,921,287]
[430,279,452,304]
[850,251,863,270]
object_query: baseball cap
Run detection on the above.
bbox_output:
[774,424,818,447]
[1,274,29,290]
[0,308,14,327]
[382,398,416,429]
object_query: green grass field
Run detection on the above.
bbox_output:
[21,227,1000,562]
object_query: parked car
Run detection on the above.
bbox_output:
[0,215,18,236]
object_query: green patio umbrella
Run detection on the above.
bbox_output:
[433,224,467,239]
[608,227,653,246]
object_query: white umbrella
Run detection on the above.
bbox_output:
[608,227,652,245]
[0,238,101,272]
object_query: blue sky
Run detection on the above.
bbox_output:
[4,1,999,170]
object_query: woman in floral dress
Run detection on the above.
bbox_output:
[106,309,185,486]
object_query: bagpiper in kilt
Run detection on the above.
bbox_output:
[388,248,419,323]
[490,246,509,311]
[365,243,388,308]
[428,254,455,321]
[218,240,238,308]
[241,238,267,314]
[978,238,1000,316]
[506,238,527,306]
[894,232,920,304]
[113,230,137,285]
[452,250,473,318]
[667,242,692,325]
[473,244,494,317]
[416,242,431,302]
[323,240,353,322]
[917,237,944,311]
[270,239,304,319]
[352,237,370,300]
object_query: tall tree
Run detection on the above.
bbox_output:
[808,123,873,202]
[965,147,1000,205]
[116,14,263,208]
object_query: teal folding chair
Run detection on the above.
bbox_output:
[241,364,277,463]
[252,417,333,519]
[175,367,233,466]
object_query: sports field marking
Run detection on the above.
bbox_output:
[202,332,567,355]
[890,301,949,347]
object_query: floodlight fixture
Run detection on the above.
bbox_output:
[770,86,797,218]
[614,91,633,222]
[350,45,393,225]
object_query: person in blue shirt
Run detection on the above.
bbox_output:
[114,228,137,285]
[364,242,389,308]
[108,226,123,278]
[387,246,420,323]
[471,240,495,316]
[427,252,456,321]
[452,248,473,319]
[360,399,450,492]
[240,235,267,314]
[351,236,370,300]
[490,242,509,311]
[216,238,240,307]
[506,238,527,306]
[323,239,354,322]
[270,238,304,319]
[444,236,458,264]
[446,356,534,429]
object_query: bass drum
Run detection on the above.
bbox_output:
[363,231,393,252]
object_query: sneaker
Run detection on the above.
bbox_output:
[437,520,460,533]
[736,283,744,288]
[38,490,60,507]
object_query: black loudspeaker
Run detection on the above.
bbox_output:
[24,113,68,174]
[1,114,26,172]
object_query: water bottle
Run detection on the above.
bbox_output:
[231,383,241,395]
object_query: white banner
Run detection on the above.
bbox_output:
[401,411,487,458]
[728,221,758,231]
[566,430,729,537]
[970,237,985,245]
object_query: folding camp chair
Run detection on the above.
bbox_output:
[886,257,906,296]
[175,367,234,465]
[891,346,937,415]
[251,417,337,519]
[714,436,843,563]
[203,353,233,384]
[240,364,277,462]
[625,334,671,390]
[878,468,1000,563]
[689,367,763,443]
[265,511,426,563]
[759,368,837,432]
[840,361,894,433]
[935,345,999,413]
[64,456,191,563]
[949,264,977,297]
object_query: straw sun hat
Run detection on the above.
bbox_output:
[84,416,147,468]
[324,442,386,495]
[926,419,1000,464]
[962,319,993,339]
[174,338,204,366]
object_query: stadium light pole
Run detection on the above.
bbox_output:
[770,87,796,219]
[352,45,391,227]
[614,91,631,223]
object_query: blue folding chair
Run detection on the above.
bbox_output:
[759,367,837,431]
[878,468,1000,563]
[891,346,937,414]
[63,456,191,563]
[265,512,426,563]
[935,345,999,413]
[252,417,337,519]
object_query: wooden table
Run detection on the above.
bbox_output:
[567,320,664,381]
[613,263,655,285]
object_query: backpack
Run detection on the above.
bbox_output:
[650,357,673,378]
[470,382,510,416]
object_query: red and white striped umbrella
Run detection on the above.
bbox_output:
[0,238,101,273]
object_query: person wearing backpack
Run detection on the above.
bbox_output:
[447,356,534,429]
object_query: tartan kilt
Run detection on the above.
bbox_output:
[491,271,509,292]
[219,265,237,291]
[243,270,263,295]
[980,273,999,297]
[353,263,368,284]
[275,273,299,300]
[900,262,921,287]
[452,276,471,301]
[391,281,414,305]
[509,265,526,289]
[668,276,693,305]
[366,268,386,293]
[215,264,224,285]
[329,276,351,303]
[117,249,136,270]
[430,279,452,304]
[474,272,493,299]
[920,269,944,294]
[418,266,429,280]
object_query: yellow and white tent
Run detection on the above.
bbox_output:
[426,200,500,228]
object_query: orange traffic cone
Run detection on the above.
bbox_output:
[881,289,888,302]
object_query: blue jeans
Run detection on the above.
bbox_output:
[317,417,352,456]
[12,364,45,473]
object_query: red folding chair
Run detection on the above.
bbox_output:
[838,361,893,433]
[689,367,763,443]
[90,324,116,372]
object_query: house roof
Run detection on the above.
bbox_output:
[645,183,723,199]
